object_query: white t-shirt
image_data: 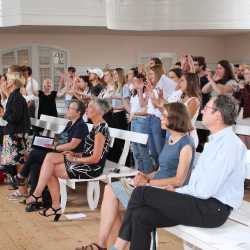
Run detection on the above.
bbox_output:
[168,89,183,103]
[26,77,39,101]
[130,94,145,113]
[147,89,162,118]
[156,75,176,100]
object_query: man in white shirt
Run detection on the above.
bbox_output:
[112,95,247,250]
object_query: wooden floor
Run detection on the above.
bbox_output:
[0,183,249,250]
[0,183,183,250]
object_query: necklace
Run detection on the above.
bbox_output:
[168,134,185,144]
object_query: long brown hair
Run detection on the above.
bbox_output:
[183,73,201,99]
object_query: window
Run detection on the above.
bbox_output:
[39,47,67,90]
[1,48,30,73]
[0,45,68,90]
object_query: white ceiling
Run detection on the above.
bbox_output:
[1,0,250,34]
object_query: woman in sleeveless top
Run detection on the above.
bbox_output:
[77,102,195,250]
[180,73,201,148]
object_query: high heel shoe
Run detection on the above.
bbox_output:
[39,207,62,222]
[25,194,42,212]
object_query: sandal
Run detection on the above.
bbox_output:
[8,190,23,200]
[75,243,107,250]
[25,194,42,212]
[39,207,62,222]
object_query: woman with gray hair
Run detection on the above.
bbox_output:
[25,98,111,221]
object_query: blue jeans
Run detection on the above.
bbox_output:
[146,115,165,166]
[131,117,153,174]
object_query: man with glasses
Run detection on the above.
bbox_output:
[111,95,247,250]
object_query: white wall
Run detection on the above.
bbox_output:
[224,34,250,64]
[0,31,226,68]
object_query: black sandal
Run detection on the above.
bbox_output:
[39,207,62,222]
[75,243,107,250]
[25,194,42,212]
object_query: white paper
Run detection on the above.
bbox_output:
[64,213,87,220]
[33,136,53,148]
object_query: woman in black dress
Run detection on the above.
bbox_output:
[26,98,111,221]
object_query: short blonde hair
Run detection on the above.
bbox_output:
[6,72,25,88]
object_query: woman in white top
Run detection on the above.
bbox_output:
[145,65,167,168]
[129,74,153,173]
[98,69,116,99]
[202,60,237,97]
[180,73,201,148]
[167,68,183,103]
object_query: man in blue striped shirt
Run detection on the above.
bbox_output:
[112,95,247,250]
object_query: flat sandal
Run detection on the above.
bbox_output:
[75,242,107,250]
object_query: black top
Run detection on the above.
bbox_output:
[90,83,103,97]
[82,122,110,169]
[57,118,89,153]
[38,90,58,118]
[239,85,250,119]
[200,75,210,108]
[3,88,30,135]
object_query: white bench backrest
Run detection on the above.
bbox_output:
[37,115,148,166]
[40,114,68,127]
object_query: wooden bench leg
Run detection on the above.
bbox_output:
[183,241,201,250]
[59,178,68,213]
[87,181,100,210]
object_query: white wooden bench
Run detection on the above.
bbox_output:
[31,115,148,212]
[163,150,250,250]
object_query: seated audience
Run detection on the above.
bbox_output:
[111,95,246,250]
[25,99,111,221]
[13,100,88,206]
[78,102,195,250]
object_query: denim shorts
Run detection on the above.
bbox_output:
[111,180,134,208]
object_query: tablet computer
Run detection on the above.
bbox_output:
[32,135,54,150]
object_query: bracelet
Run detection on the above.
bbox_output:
[54,145,57,151]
